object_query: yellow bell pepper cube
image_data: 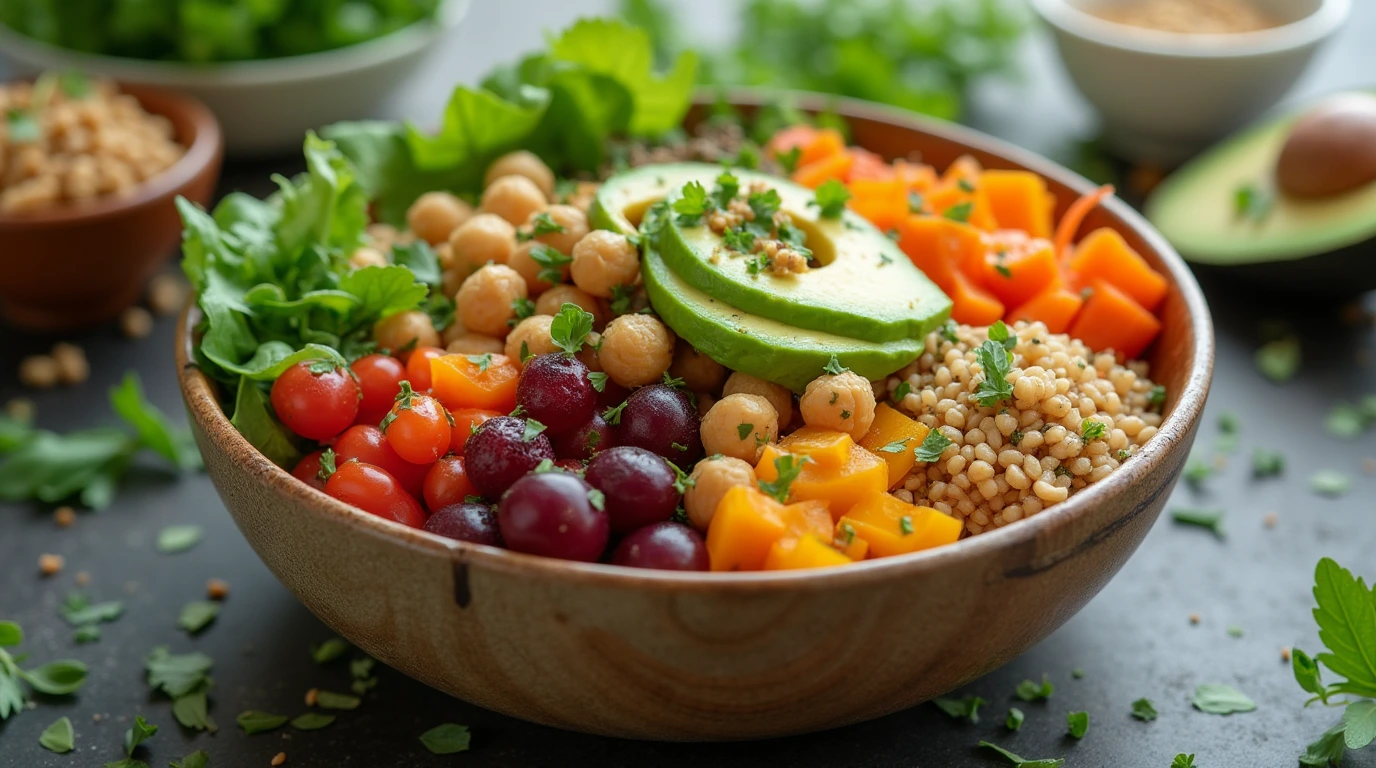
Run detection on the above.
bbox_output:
[833,519,871,561]
[781,499,833,540]
[838,493,962,558]
[777,427,853,470]
[756,442,889,520]
[763,535,853,570]
[859,403,930,489]
[706,485,789,571]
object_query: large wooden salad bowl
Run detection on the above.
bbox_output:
[177,94,1213,740]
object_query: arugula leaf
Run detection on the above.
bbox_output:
[978,740,1065,768]
[1190,683,1256,714]
[932,695,985,723]
[420,723,472,754]
[810,179,851,218]
[1131,697,1157,721]
[1312,558,1376,699]
[550,303,595,356]
[758,454,810,503]
[39,715,74,753]
[229,377,302,469]
[915,430,953,462]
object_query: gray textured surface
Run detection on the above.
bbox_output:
[4,2,1376,766]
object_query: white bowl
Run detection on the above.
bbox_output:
[1031,0,1350,163]
[0,0,470,156]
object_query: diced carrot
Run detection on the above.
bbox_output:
[858,403,930,489]
[895,215,985,293]
[844,147,896,182]
[799,129,847,168]
[793,150,855,189]
[776,427,854,470]
[763,535,852,570]
[1068,227,1168,311]
[430,354,520,413]
[980,239,1061,309]
[765,124,820,157]
[895,160,938,193]
[1053,184,1115,261]
[923,183,998,232]
[1008,286,1084,335]
[948,271,1005,327]
[848,177,908,232]
[706,485,789,572]
[942,155,984,187]
[1068,280,1162,359]
[982,170,1054,238]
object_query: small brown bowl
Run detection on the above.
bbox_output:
[177,93,1213,740]
[0,82,222,331]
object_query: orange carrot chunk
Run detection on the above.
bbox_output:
[982,170,1054,238]
[1068,227,1169,312]
[895,215,985,293]
[1053,184,1115,261]
[799,129,847,168]
[949,271,1005,327]
[1067,280,1162,359]
[844,147,896,182]
[1008,286,1085,335]
[980,239,1061,309]
[766,124,821,156]
[793,150,855,189]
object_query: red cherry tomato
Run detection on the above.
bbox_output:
[292,450,327,491]
[270,361,360,441]
[333,425,430,498]
[383,384,453,465]
[324,460,426,528]
[423,456,478,511]
[448,408,503,454]
[350,353,406,426]
[406,346,445,392]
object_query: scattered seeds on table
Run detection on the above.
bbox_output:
[1263,512,1279,529]
[38,553,63,576]
[119,306,155,339]
[50,343,89,385]
[74,571,89,586]
[18,355,60,389]
[271,751,287,766]
[1189,613,1201,625]
[148,273,189,316]
[1281,646,1292,662]
[207,578,230,600]
[53,506,75,527]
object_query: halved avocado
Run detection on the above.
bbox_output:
[1146,93,1376,294]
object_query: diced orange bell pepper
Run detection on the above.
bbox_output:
[763,535,853,570]
[1067,280,1162,360]
[948,271,1005,327]
[793,150,855,189]
[980,238,1061,310]
[799,129,847,168]
[706,485,788,572]
[844,147,896,182]
[756,443,889,520]
[839,494,963,558]
[942,155,984,187]
[848,177,908,232]
[777,427,854,470]
[833,519,871,560]
[1068,227,1168,312]
[895,215,986,293]
[1008,286,1084,335]
[780,498,834,540]
[981,170,1054,238]
[895,160,938,193]
[924,184,998,232]
[430,354,520,413]
[858,403,930,489]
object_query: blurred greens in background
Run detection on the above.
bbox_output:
[620,0,1029,122]
[0,0,440,63]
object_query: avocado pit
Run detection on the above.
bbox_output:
[1276,93,1376,199]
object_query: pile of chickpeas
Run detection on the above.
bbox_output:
[0,77,185,214]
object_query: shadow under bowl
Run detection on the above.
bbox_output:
[176,93,1213,740]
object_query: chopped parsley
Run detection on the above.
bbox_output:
[1147,385,1167,407]
[509,297,536,325]
[521,419,547,442]
[1131,697,1158,721]
[588,371,608,392]
[602,400,628,426]
[877,438,910,454]
[737,423,755,441]
[528,244,574,284]
[1234,182,1273,221]
[774,146,802,174]
[1014,674,1054,701]
[748,188,783,221]
[1310,470,1351,497]
[758,454,810,503]
[899,515,913,535]
[994,263,1012,279]
[465,354,493,373]
[978,740,1065,768]
[609,284,634,315]
[1005,707,1024,731]
[713,171,740,208]
[891,381,912,403]
[810,179,851,218]
[974,339,1014,406]
[722,226,757,253]
[1191,683,1256,714]
[586,488,606,512]
[1255,336,1301,383]
[822,355,847,375]
[932,695,985,723]
[1251,448,1284,477]
[915,430,953,462]
[957,178,976,193]
[662,372,687,389]
[1066,711,1089,739]
[673,181,712,225]
[1171,507,1225,537]
[1081,419,1107,441]
[745,254,770,275]
[840,409,852,420]
[943,201,973,223]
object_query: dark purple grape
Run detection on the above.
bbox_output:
[611,522,708,571]
[552,413,615,461]
[616,385,702,467]
[465,416,555,498]
[516,353,595,435]
[498,472,608,562]
[553,459,585,474]
[584,446,680,533]
[423,502,502,547]
[595,379,631,412]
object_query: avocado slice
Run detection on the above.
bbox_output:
[1146,95,1376,294]
[597,163,951,343]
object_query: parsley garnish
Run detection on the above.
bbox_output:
[774,146,802,174]
[1172,755,1198,768]
[877,438,910,454]
[670,462,695,494]
[891,381,911,403]
[1183,456,1213,486]
[1066,711,1088,739]
[602,400,628,426]
[1234,182,1273,221]
[1191,683,1256,714]
[509,297,536,325]
[1255,336,1301,383]
[840,409,852,420]
[588,372,608,392]
[520,341,532,363]
[1131,697,1158,721]
[0,621,88,721]
[737,423,754,441]
[974,339,1014,406]
[722,226,757,253]
[549,303,594,356]
[988,319,1016,351]
[1251,448,1284,477]
[528,244,574,284]
[1010,429,1024,446]
[529,211,567,237]
[465,354,493,373]
[310,638,350,664]
[1311,470,1351,497]
[1081,419,1107,441]
[932,695,985,723]
[587,488,606,512]
[748,188,782,222]
[823,355,847,375]
[420,723,472,754]
[713,171,740,208]
[1014,674,1054,701]
[521,419,547,442]
[899,515,913,535]
[994,263,1012,278]
[673,181,711,225]
[1005,707,1024,731]
[662,372,687,389]
[939,320,959,343]
[943,201,973,223]
[810,179,851,218]
[908,191,925,213]
[915,430,953,462]
[745,254,770,275]
[609,284,634,315]
[978,741,1065,768]
[758,454,810,503]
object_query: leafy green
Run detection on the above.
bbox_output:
[1325,403,1367,439]
[0,621,86,720]
[145,647,213,699]
[1234,182,1273,221]
[237,710,289,735]
[61,592,124,627]
[1301,721,1348,767]
[178,601,220,634]
[1014,675,1054,702]
[932,695,984,723]
[311,637,350,664]
[1311,470,1351,498]
[550,303,595,356]
[1066,710,1088,738]
[1131,698,1157,721]
[978,741,1065,768]
[1005,707,1024,731]
[1190,683,1255,714]
[1344,700,1376,749]
[1171,508,1225,538]
[39,715,74,753]
[1255,336,1301,383]
[974,339,1014,406]
[1251,448,1284,477]
[156,525,204,554]
[291,712,335,730]
[1172,755,1198,768]
[125,715,157,756]
[420,723,472,754]
[1081,419,1107,441]
[170,750,210,768]
[810,179,851,218]
[228,376,302,469]
[758,454,810,503]
[943,201,974,223]
[110,373,202,469]
[316,690,362,710]
[1311,558,1376,699]
[915,429,953,462]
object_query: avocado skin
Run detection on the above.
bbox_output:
[1184,241,1376,295]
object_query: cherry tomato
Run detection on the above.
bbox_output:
[383,383,452,464]
[350,353,406,426]
[406,346,445,392]
[448,408,503,454]
[423,456,478,511]
[333,424,430,499]
[324,460,426,528]
[292,450,327,491]
[270,361,359,440]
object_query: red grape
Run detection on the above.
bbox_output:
[611,522,708,570]
[583,446,680,533]
[498,472,608,562]
[616,384,702,467]
[424,502,502,546]
[465,416,555,499]
[551,413,614,461]
[515,353,596,435]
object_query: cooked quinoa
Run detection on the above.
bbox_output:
[881,320,1163,536]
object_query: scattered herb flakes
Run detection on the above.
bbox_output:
[877,438,910,454]
[943,201,973,223]
[978,740,1065,768]
[237,710,289,735]
[291,712,336,730]
[172,688,215,732]
[522,418,548,442]
[1066,710,1089,738]
[1310,470,1351,497]
[1255,336,1301,383]
[311,637,350,664]
[1227,625,1244,638]
[810,179,851,218]
[315,690,361,710]
[1325,403,1367,439]
[170,750,210,768]
[1131,698,1158,721]
[758,454,810,503]
[915,429,953,462]
[737,423,754,441]
[155,525,204,554]
[1191,683,1256,714]
[39,715,74,753]
[1005,707,1024,731]
[1183,457,1213,487]
[60,592,124,626]
[932,694,985,723]
[1251,448,1284,477]
[974,339,1014,407]
[1234,182,1273,221]
[823,354,847,375]
[1148,384,1167,410]
[420,722,472,754]
[1014,675,1054,702]
[465,353,493,373]
[1081,418,1107,441]
[1171,507,1225,538]
[145,647,213,698]
[774,147,802,174]
[125,715,158,755]
[178,601,220,634]
[1172,755,1198,768]
[587,488,606,512]
[891,381,912,403]
[588,371,608,392]
[1218,411,1239,434]
[1071,668,1085,680]
[73,625,101,643]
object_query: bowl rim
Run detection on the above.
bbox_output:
[0,0,470,87]
[1030,0,1351,58]
[0,81,222,228]
[176,90,1215,592]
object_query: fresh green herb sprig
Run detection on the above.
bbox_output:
[0,621,88,721]
[932,695,985,723]
[758,454,810,503]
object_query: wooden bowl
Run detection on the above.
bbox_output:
[175,94,1213,741]
[0,83,222,331]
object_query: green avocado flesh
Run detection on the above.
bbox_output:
[1147,102,1376,266]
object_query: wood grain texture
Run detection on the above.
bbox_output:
[175,94,1212,740]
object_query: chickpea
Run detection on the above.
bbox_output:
[147,273,188,316]
[406,191,471,245]
[367,223,400,251]
[507,241,568,296]
[570,230,640,298]
[505,315,559,364]
[565,180,601,212]
[446,334,505,356]
[457,264,528,337]
[722,372,793,428]
[684,456,757,531]
[598,313,674,388]
[800,371,876,440]
[120,306,154,339]
[577,331,603,373]
[526,204,590,256]
[447,213,516,274]
[51,343,89,385]
[373,310,440,352]
[349,246,388,269]
[535,284,602,323]
[441,318,469,347]
[484,150,556,200]
[669,342,727,393]
[700,394,778,463]
[18,355,60,389]
[480,174,547,226]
